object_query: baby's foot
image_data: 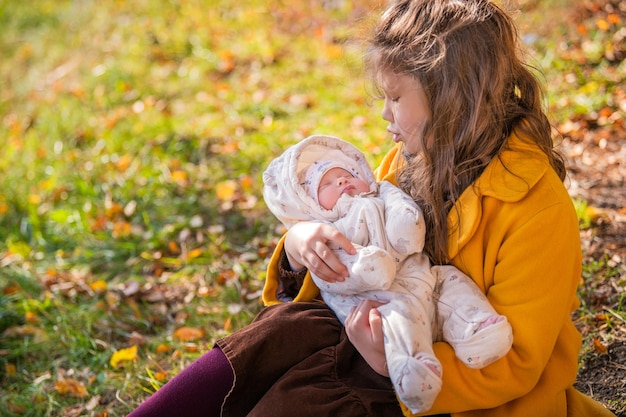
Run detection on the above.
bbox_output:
[476,315,505,332]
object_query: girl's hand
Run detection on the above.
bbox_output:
[345,299,388,377]
[284,222,356,282]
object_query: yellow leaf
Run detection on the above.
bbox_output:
[114,154,132,172]
[173,326,205,342]
[110,345,138,368]
[171,170,188,185]
[55,378,88,398]
[216,180,237,201]
[186,248,203,260]
[112,221,132,238]
[28,194,41,205]
[596,18,609,31]
[5,364,17,376]
[89,280,107,293]
[218,50,235,72]
[25,311,39,323]
[106,203,124,219]
[585,205,604,220]
[324,43,343,59]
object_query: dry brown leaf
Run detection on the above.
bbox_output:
[55,378,88,398]
[593,337,609,355]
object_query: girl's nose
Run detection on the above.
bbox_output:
[381,98,393,122]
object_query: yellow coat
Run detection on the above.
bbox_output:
[262,132,614,417]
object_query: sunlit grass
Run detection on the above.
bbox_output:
[0,1,382,414]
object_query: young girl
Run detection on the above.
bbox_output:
[263,134,512,413]
[128,1,615,416]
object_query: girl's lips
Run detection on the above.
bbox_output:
[387,128,401,143]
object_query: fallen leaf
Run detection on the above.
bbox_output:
[115,154,132,172]
[112,220,132,238]
[216,180,237,201]
[89,280,107,293]
[596,18,609,31]
[592,337,608,354]
[186,248,203,260]
[55,378,88,398]
[3,284,21,294]
[3,324,47,343]
[607,13,620,25]
[173,326,205,341]
[25,311,39,323]
[110,345,138,368]
[7,402,26,414]
[183,343,200,353]
[155,344,172,354]
[239,175,252,191]
[5,363,17,376]
[85,395,101,411]
[128,331,148,346]
[223,316,232,332]
[168,240,180,254]
[171,170,188,185]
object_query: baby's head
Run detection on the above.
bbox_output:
[303,160,370,210]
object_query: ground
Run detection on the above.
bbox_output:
[562,126,626,415]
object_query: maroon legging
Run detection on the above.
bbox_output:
[127,346,233,417]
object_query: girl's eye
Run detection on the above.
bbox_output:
[391,96,400,103]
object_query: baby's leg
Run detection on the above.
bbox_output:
[377,262,441,414]
[433,265,513,369]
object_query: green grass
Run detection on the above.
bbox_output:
[0,1,387,414]
[1,0,624,415]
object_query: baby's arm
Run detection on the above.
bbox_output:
[311,241,396,295]
[378,181,426,255]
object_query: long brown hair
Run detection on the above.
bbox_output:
[364,0,566,264]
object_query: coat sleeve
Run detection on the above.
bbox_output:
[406,193,582,415]
[262,235,321,306]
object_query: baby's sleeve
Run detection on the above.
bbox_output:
[378,181,426,255]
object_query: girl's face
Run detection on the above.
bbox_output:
[317,167,370,210]
[380,71,431,156]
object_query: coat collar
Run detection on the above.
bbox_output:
[447,132,550,259]
[374,132,552,260]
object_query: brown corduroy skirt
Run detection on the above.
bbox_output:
[215,301,405,417]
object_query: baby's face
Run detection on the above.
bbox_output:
[317,167,370,210]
